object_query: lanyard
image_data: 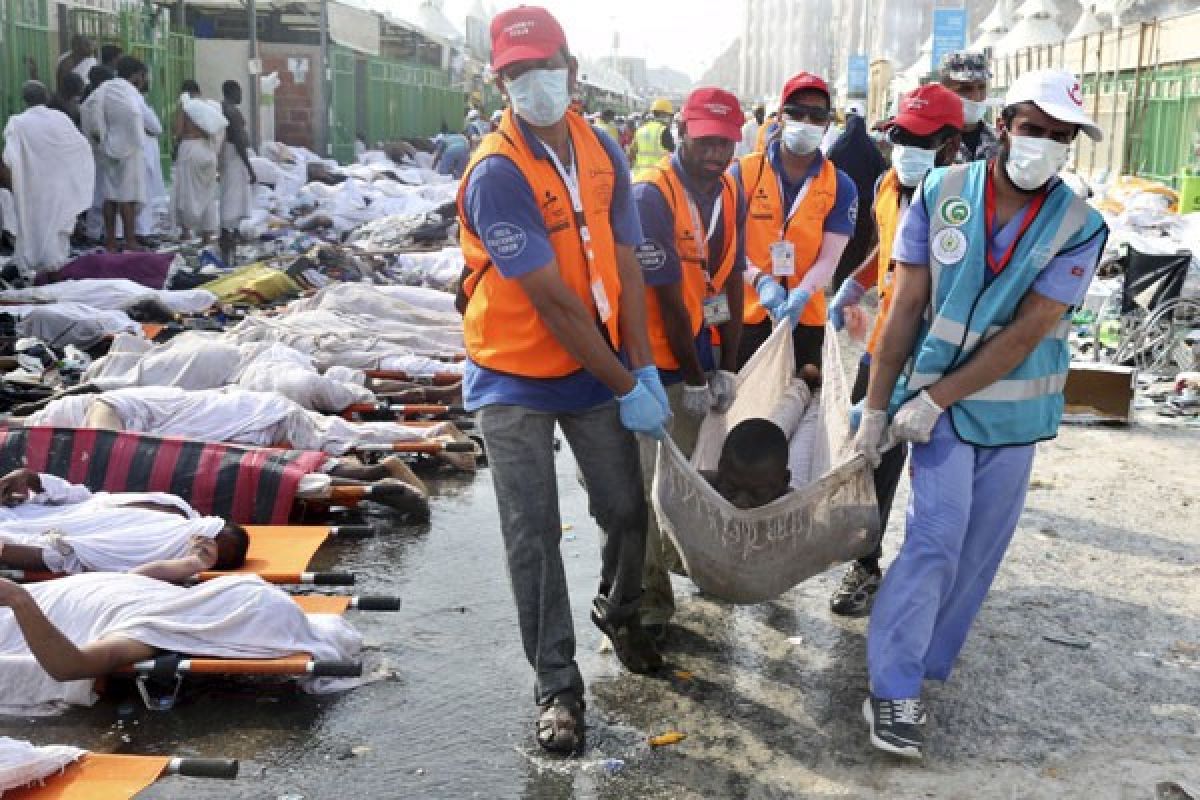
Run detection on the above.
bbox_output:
[539,136,602,282]
[682,189,723,288]
[778,168,813,238]
[983,167,1048,278]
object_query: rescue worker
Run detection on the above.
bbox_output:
[940,50,998,163]
[855,69,1108,759]
[629,98,675,177]
[632,86,746,641]
[457,5,668,756]
[753,107,777,153]
[731,72,858,371]
[825,84,964,617]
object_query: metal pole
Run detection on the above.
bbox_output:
[248,0,259,148]
[319,0,330,158]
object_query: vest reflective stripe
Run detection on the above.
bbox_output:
[738,151,837,326]
[634,120,667,173]
[456,108,623,379]
[891,160,1103,446]
[636,157,739,370]
[866,169,903,356]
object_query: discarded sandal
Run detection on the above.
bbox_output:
[536,692,585,755]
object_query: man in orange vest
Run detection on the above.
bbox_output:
[456,6,669,755]
[632,86,746,639]
[732,72,859,371]
[825,85,964,618]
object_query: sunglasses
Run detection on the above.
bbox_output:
[781,104,831,125]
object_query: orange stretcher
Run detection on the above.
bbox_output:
[363,369,461,386]
[339,402,468,421]
[6,753,237,800]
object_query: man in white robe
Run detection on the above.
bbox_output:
[218,79,256,265]
[81,56,148,252]
[170,80,225,243]
[1,82,94,275]
[135,92,166,239]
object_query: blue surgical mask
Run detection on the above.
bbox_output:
[891,144,938,187]
[505,68,570,128]
[782,120,824,155]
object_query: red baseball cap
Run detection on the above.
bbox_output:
[780,72,830,108]
[890,84,964,136]
[490,6,567,73]
[681,87,743,142]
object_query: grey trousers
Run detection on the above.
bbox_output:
[478,401,648,705]
[638,381,702,626]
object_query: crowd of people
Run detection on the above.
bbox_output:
[0,1,1111,775]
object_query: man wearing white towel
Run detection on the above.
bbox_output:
[219,79,257,265]
[171,80,224,244]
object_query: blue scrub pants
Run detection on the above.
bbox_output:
[438,146,468,179]
[867,413,1036,700]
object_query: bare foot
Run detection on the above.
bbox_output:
[379,455,428,496]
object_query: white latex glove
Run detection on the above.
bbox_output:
[682,382,714,418]
[708,370,737,414]
[853,408,889,468]
[890,390,943,444]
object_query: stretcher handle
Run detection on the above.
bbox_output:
[311,660,363,677]
[353,595,402,611]
[342,403,467,416]
[328,525,373,538]
[352,440,475,454]
[364,369,461,386]
[312,572,356,586]
[167,757,239,780]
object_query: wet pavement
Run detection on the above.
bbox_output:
[3,418,1199,799]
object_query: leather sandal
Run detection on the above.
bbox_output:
[535,692,585,755]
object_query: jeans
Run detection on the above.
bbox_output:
[637,381,703,626]
[478,401,647,705]
[866,414,1035,699]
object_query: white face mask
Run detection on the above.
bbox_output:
[782,120,825,155]
[961,97,988,126]
[505,68,570,128]
[890,145,939,187]
[1004,134,1070,191]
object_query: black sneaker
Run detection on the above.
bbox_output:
[831,562,882,617]
[863,696,925,759]
[591,597,663,674]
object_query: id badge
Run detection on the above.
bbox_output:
[702,294,731,326]
[591,278,612,323]
[769,240,795,277]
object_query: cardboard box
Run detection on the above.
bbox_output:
[1063,362,1137,423]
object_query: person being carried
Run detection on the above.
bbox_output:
[0,468,248,582]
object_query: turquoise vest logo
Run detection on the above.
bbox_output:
[938,196,971,227]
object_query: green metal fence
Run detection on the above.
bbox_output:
[1129,65,1200,187]
[355,54,467,152]
[1,0,53,124]
[329,45,358,163]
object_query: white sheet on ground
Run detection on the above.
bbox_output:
[0,737,84,792]
[7,302,140,347]
[652,324,878,604]
[372,284,457,314]
[2,106,95,273]
[0,280,216,314]
[0,572,362,711]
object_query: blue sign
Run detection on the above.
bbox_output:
[931,7,968,78]
[848,54,868,95]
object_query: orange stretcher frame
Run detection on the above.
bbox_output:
[5,752,237,800]
[364,369,461,386]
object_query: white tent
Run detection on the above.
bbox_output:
[1067,5,1107,39]
[970,1,1012,51]
[995,0,1064,56]
[894,34,933,92]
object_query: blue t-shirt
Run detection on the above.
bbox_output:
[461,120,643,413]
[730,141,859,238]
[892,179,1105,306]
[633,155,747,385]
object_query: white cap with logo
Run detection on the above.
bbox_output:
[1004,68,1103,141]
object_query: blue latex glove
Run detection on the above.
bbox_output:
[618,379,668,438]
[829,278,866,332]
[755,274,788,319]
[848,399,864,433]
[779,288,812,328]
[633,365,669,415]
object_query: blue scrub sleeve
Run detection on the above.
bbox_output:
[632,183,682,287]
[462,156,556,279]
[891,189,932,266]
[824,169,859,235]
[1031,228,1106,306]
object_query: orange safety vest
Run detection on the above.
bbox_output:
[753,117,775,153]
[635,157,739,370]
[738,150,837,326]
[865,169,903,356]
[456,108,622,378]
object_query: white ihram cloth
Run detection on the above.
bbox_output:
[171,138,220,233]
[0,737,85,792]
[136,97,166,235]
[0,279,217,314]
[81,78,147,204]
[0,473,221,573]
[30,386,449,455]
[219,140,253,229]
[0,572,363,711]
[1,106,95,272]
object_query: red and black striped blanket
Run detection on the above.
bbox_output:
[0,427,328,524]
